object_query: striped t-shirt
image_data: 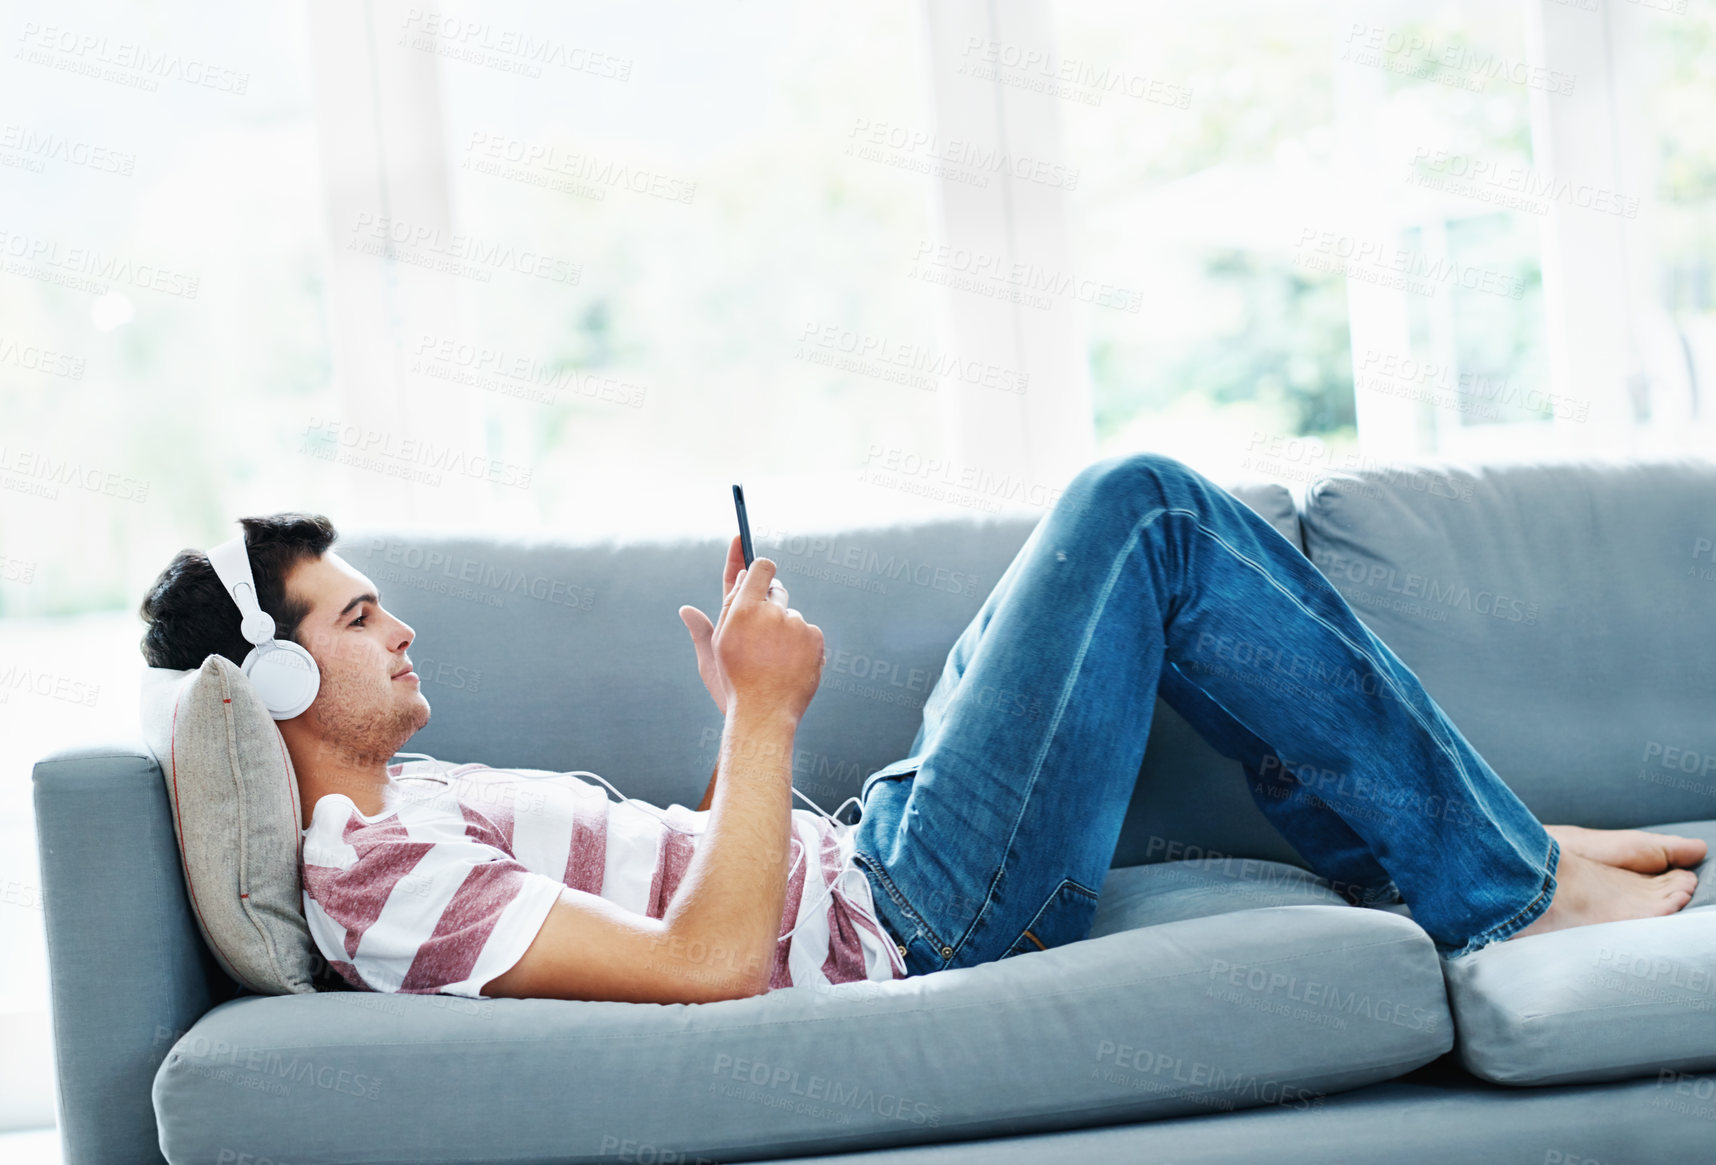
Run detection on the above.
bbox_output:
[300,759,906,998]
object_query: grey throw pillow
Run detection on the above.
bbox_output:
[139,654,323,995]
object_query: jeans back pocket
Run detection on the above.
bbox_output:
[1001,876,1101,959]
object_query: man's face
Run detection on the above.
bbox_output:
[284,551,429,764]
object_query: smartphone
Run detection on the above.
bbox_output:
[732,483,754,568]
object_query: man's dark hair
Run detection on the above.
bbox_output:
[139,513,339,670]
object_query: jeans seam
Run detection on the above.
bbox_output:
[859,757,922,802]
[1171,506,1474,791]
[1356,879,1403,907]
[1169,494,1530,947]
[850,846,949,954]
[1442,834,1561,959]
[1004,877,1101,957]
[957,504,1167,962]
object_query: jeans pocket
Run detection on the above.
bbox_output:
[1001,877,1101,960]
[859,757,921,802]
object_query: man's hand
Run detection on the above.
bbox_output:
[680,534,821,716]
[678,535,825,723]
[679,534,747,715]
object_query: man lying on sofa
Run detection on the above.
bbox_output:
[137,453,1707,1004]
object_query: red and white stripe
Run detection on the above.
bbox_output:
[301,760,904,998]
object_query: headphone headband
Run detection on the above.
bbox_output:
[205,529,320,719]
[207,535,278,646]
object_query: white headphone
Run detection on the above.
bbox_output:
[206,532,321,720]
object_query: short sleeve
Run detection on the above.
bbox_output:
[303,832,565,998]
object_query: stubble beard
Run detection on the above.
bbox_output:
[307,670,431,772]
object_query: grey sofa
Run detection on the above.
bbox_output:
[34,451,1716,1164]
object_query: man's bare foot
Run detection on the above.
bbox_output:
[1508,847,1698,942]
[1544,823,1708,873]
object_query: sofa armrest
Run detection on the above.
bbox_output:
[33,740,231,1165]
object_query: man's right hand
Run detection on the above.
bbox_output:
[712,556,825,724]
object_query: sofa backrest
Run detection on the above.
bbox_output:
[338,454,1716,869]
[334,479,1306,874]
[1296,454,1716,829]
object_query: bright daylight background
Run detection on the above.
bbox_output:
[1,0,1712,1155]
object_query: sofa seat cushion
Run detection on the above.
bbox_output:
[153,904,1451,1164]
[1091,858,1358,935]
[1443,818,1716,1086]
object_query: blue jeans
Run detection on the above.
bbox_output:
[848,451,1559,969]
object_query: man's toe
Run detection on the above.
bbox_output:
[1648,833,1709,871]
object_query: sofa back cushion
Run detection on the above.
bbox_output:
[334,519,1048,819]
[336,480,1304,872]
[1297,455,1716,827]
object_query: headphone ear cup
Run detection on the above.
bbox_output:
[243,639,321,720]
